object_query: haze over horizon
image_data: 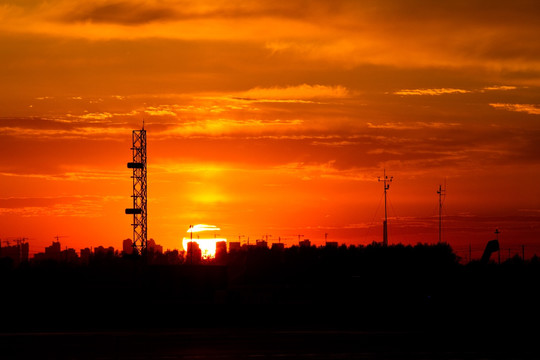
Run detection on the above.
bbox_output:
[1,1,539,258]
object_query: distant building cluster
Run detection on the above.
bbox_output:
[0,237,170,267]
[0,240,29,266]
[1,236,340,268]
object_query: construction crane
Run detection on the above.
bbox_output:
[238,235,245,244]
[15,237,28,245]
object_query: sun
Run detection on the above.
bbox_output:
[182,224,227,259]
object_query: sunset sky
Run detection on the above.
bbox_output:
[1,0,539,260]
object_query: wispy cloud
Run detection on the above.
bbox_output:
[0,125,131,139]
[239,84,349,101]
[367,122,461,130]
[394,88,471,96]
[271,161,373,182]
[482,85,517,91]
[0,170,124,181]
[60,1,179,25]
[0,194,123,217]
[490,103,540,115]
[393,85,518,96]
[157,118,304,138]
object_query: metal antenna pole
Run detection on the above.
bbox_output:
[378,169,393,246]
[125,126,147,255]
[437,184,446,243]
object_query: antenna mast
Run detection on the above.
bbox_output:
[125,126,148,255]
[378,169,393,247]
[437,184,446,243]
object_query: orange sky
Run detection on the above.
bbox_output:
[1,0,539,260]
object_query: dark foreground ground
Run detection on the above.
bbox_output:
[2,286,539,359]
[1,323,539,360]
[2,245,540,359]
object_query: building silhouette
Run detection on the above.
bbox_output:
[216,241,227,263]
[32,241,79,263]
[228,242,241,252]
[122,239,133,255]
[0,240,29,266]
[33,241,62,261]
[147,238,163,254]
[80,248,92,264]
[94,246,115,257]
[299,239,311,247]
[186,241,202,264]
[256,240,268,249]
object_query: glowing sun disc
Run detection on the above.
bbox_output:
[182,238,227,259]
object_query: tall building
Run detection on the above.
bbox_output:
[186,241,201,264]
[215,241,227,263]
[123,238,133,255]
[38,241,61,261]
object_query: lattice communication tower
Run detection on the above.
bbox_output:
[125,126,147,254]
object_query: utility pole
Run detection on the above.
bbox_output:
[378,169,393,247]
[437,184,446,243]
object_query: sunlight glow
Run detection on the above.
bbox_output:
[183,224,226,258]
[182,238,227,259]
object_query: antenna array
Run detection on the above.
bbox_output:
[437,184,446,243]
[378,169,393,246]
